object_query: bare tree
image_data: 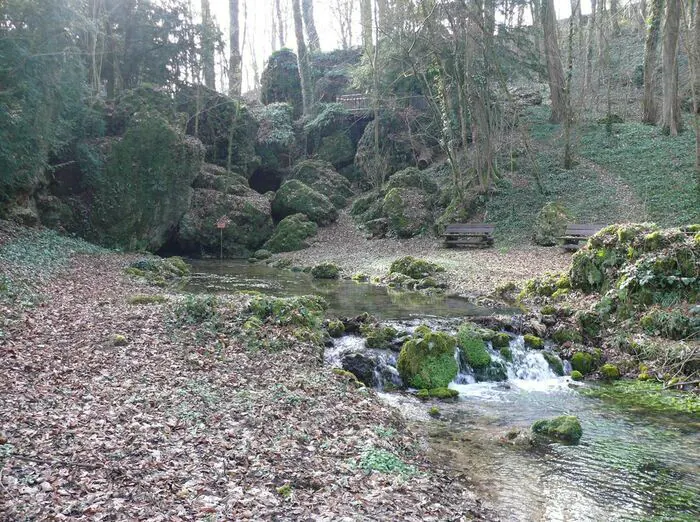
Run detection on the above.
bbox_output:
[642,0,663,124]
[541,0,566,122]
[584,0,597,92]
[361,0,373,53]
[611,0,621,36]
[330,0,354,49]
[302,0,320,53]
[201,0,216,90]
[275,0,285,49]
[229,0,242,96]
[292,0,313,115]
[662,0,682,135]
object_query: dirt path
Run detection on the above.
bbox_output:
[276,211,571,296]
[0,254,491,520]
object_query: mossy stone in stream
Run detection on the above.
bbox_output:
[327,319,345,338]
[457,326,491,369]
[531,415,583,444]
[571,370,584,381]
[311,263,340,279]
[417,387,459,400]
[523,334,544,349]
[600,363,621,381]
[542,351,564,376]
[492,333,511,348]
[499,346,513,362]
[571,352,595,375]
[389,256,444,280]
[397,329,458,389]
[474,360,508,382]
[360,324,398,349]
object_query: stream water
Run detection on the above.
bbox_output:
[190,260,700,521]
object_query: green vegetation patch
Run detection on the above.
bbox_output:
[389,256,444,280]
[310,263,340,279]
[360,324,398,349]
[248,294,327,328]
[358,447,416,476]
[457,326,491,369]
[127,294,167,305]
[264,214,318,253]
[416,387,459,400]
[580,381,700,416]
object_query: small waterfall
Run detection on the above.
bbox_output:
[455,347,477,384]
[502,336,560,381]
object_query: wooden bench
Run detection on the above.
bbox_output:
[443,223,495,248]
[558,224,605,252]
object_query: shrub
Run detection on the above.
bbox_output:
[173,295,219,325]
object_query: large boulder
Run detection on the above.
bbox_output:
[341,353,377,387]
[272,180,338,226]
[261,49,303,117]
[316,132,355,169]
[532,202,569,246]
[176,174,274,257]
[81,112,204,250]
[253,103,296,174]
[263,213,318,253]
[397,327,458,389]
[383,188,432,238]
[288,160,354,208]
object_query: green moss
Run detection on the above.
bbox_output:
[428,406,441,417]
[389,256,443,279]
[600,363,621,381]
[457,326,491,369]
[637,372,650,381]
[531,415,583,444]
[397,329,458,389]
[532,202,570,246]
[264,214,318,253]
[360,324,398,349]
[542,351,564,376]
[580,381,700,416]
[272,180,338,226]
[541,305,557,315]
[499,346,513,362]
[288,160,354,208]
[112,334,128,347]
[576,310,602,338]
[571,352,595,375]
[417,387,459,399]
[382,187,432,238]
[571,370,584,381]
[351,273,369,282]
[311,263,340,279]
[552,328,583,344]
[248,295,327,328]
[261,49,303,116]
[276,484,292,498]
[316,132,355,169]
[385,167,439,194]
[523,334,544,349]
[492,333,512,348]
[327,319,345,338]
[127,294,167,305]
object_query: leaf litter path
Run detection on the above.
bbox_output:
[0,254,492,521]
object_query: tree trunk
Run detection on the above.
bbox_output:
[361,0,373,53]
[585,0,596,93]
[377,0,389,29]
[275,0,285,49]
[642,0,663,124]
[661,0,682,135]
[611,0,621,36]
[228,0,242,96]
[302,0,320,53]
[688,0,700,188]
[201,0,216,90]
[292,0,313,115]
[564,0,576,168]
[541,0,566,122]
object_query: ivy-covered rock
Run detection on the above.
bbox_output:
[263,214,318,253]
[389,256,443,280]
[288,160,354,209]
[532,202,569,246]
[176,185,274,258]
[272,180,338,226]
[247,294,327,328]
[383,187,432,238]
[316,131,355,169]
[397,328,458,389]
[532,415,583,444]
[82,113,204,251]
[260,49,303,117]
[253,103,296,173]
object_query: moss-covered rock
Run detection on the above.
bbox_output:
[571,352,595,375]
[417,387,459,399]
[126,257,190,285]
[382,187,432,238]
[360,324,398,349]
[112,334,128,347]
[386,167,439,194]
[524,334,544,349]
[397,329,458,389]
[82,113,204,250]
[176,185,274,258]
[247,294,327,328]
[288,160,354,209]
[532,202,569,246]
[571,370,584,381]
[542,351,564,376]
[499,346,513,362]
[474,360,509,382]
[492,333,512,348]
[340,353,377,386]
[311,263,340,279]
[260,49,303,117]
[457,326,491,369]
[316,131,356,169]
[327,319,345,338]
[532,415,583,444]
[253,103,295,173]
[552,327,584,345]
[600,363,621,381]
[263,214,318,253]
[272,180,338,226]
[389,256,443,280]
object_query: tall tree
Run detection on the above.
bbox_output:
[611,0,621,36]
[229,0,241,96]
[302,0,320,53]
[201,0,216,89]
[584,0,597,92]
[361,0,373,53]
[661,0,682,135]
[275,0,285,49]
[292,0,313,115]
[642,0,663,124]
[331,0,354,49]
[541,0,566,122]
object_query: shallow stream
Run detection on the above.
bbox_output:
[191,260,700,521]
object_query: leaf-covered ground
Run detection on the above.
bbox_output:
[0,250,492,520]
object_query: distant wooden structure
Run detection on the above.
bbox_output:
[337,94,429,113]
[442,223,495,248]
[558,224,604,252]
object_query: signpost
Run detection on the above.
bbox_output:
[216,216,231,260]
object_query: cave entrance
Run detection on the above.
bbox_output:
[249,168,283,194]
